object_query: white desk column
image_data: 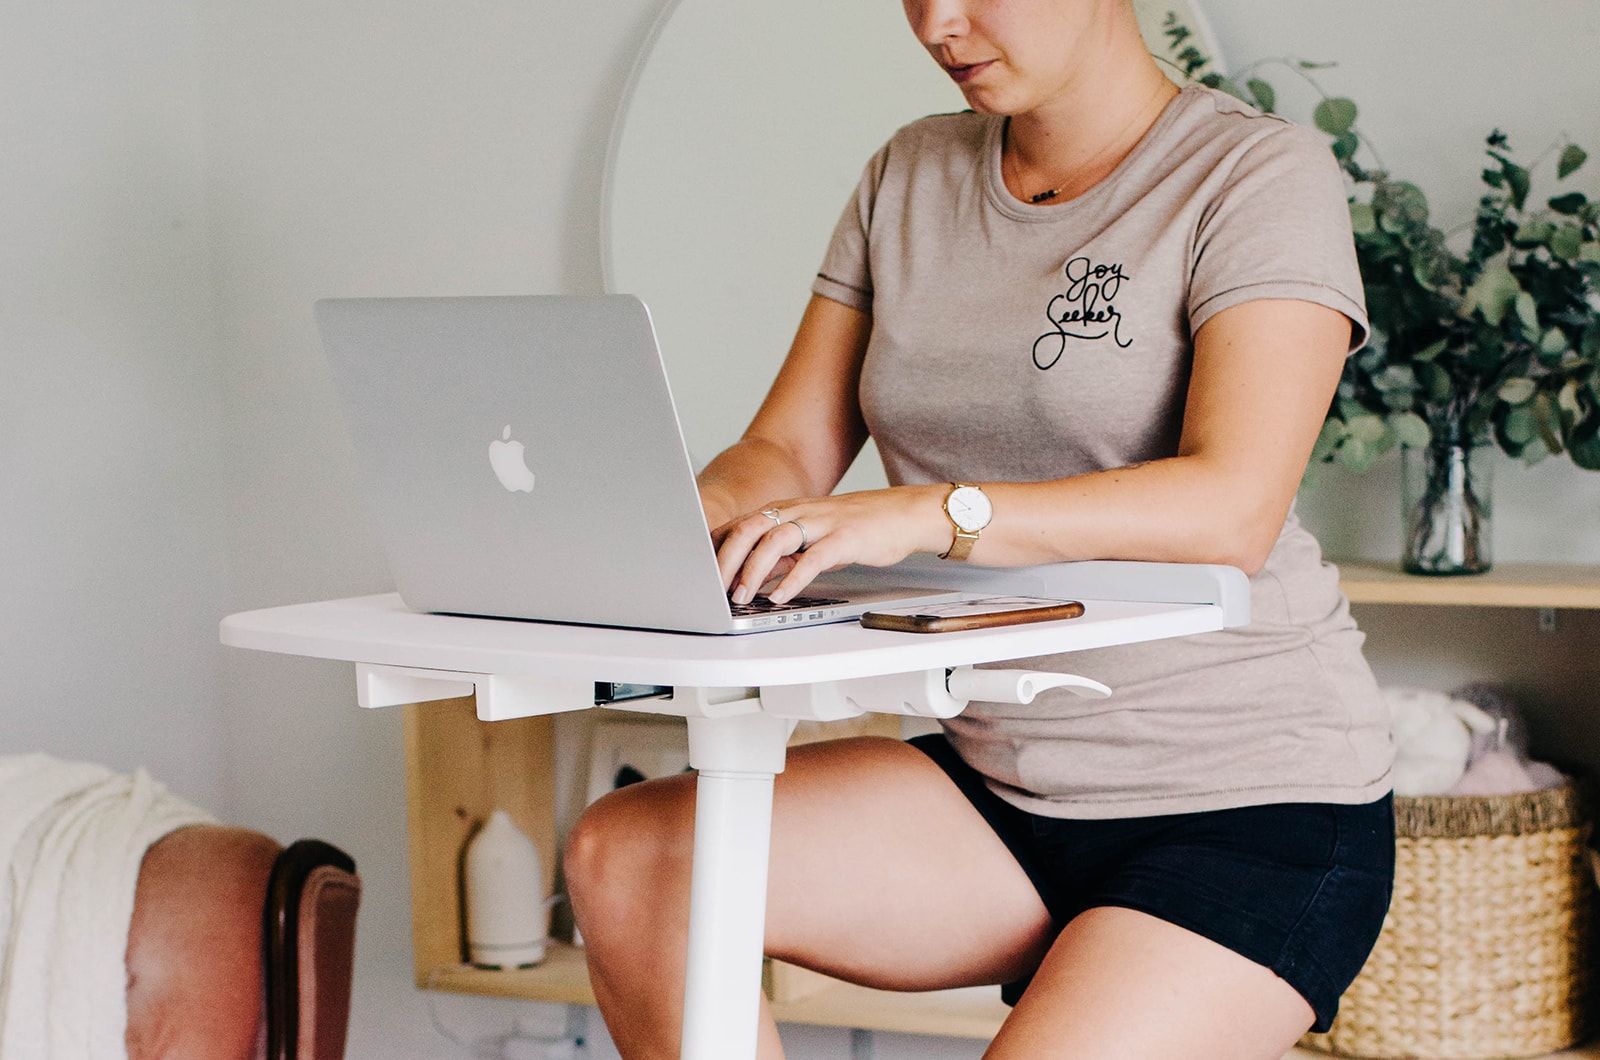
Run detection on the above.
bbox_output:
[679,710,793,1060]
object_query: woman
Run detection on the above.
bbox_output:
[566,1,1395,1056]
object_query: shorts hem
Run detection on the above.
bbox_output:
[1074,897,1342,1033]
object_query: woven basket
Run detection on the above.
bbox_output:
[1300,781,1594,1059]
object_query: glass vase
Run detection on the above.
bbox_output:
[1401,441,1493,575]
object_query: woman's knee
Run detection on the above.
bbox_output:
[565,775,696,930]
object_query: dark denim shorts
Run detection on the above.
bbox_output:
[909,733,1394,1032]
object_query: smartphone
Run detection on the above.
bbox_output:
[859,596,1085,633]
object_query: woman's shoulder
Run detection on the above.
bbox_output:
[1170,83,1331,161]
[880,109,994,161]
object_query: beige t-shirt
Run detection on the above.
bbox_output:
[813,85,1393,818]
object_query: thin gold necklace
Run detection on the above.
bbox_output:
[1009,79,1178,205]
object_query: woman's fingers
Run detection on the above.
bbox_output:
[729,518,814,604]
[714,508,797,590]
[764,533,843,604]
[717,486,941,604]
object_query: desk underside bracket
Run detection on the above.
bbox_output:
[354,663,593,721]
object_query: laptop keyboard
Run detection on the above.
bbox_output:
[728,593,847,617]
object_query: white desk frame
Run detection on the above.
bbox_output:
[221,560,1248,1060]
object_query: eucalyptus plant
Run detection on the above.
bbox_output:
[1163,16,1600,475]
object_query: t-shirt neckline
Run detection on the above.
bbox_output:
[983,82,1203,222]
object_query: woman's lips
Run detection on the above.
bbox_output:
[944,60,994,84]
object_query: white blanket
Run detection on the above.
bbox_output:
[0,753,212,1059]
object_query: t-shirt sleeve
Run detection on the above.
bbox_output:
[811,144,890,313]
[1189,123,1370,352]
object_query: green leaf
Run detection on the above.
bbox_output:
[1559,144,1588,180]
[1349,202,1376,235]
[1246,78,1276,112]
[1373,181,1430,228]
[1502,161,1531,209]
[1581,241,1600,264]
[1175,45,1207,77]
[1540,328,1569,359]
[1515,291,1540,336]
[1534,392,1563,453]
[1208,76,1250,102]
[1338,396,1370,421]
[1499,377,1538,404]
[1514,220,1556,246]
[1313,97,1358,137]
[1390,412,1432,449]
[1412,247,1455,291]
[1504,405,1538,444]
[1558,379,1584,421]
[1549,192,1588,215]
[1345,413,1388,444]
[1373,364,1417,392]
[1550,224,1584,260]
[1462,255,1520,326]
[1413,338,1449,363]
[1335,436,1374,472]
[1418,361,1454,403]
[1332,133,1360,163]
[1573,431,1600,470]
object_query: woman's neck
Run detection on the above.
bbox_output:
[1003,56,1180,205]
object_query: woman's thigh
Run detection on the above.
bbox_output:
[761,736,1056,991]
[983,795,1394,1057]
[988,905,1316,1060]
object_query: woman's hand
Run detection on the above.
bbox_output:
[711,485,948,605]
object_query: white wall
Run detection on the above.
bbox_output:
[6,1,1599,1058]
[197,2,669,1055]
[0,1,228,809]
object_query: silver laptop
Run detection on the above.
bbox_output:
[314,294,964,633]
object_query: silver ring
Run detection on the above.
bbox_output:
[787,519,810,552]
[759,507,782,526]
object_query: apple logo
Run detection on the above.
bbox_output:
[488,425,536,493]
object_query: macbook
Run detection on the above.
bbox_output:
[314,294,964,633]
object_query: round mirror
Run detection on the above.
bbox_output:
[604,1,1224,489]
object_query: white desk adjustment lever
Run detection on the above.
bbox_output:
[946,666,1111,705]
[760,666,1109,722]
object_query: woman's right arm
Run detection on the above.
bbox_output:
[696,293,874,529]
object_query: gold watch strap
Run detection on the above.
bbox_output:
[940,482,985,561]
[940,529,979,562]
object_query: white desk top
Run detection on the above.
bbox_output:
[220,592,1225,688]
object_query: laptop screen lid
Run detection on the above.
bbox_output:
[315,294,961,634]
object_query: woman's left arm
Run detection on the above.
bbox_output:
[973,297,1351,571]
[736,298,1349,604]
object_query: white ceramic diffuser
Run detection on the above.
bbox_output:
[465,809,547,968]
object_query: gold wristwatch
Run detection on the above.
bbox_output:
[939,483,993,561]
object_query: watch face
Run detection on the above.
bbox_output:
[947,486,992,533]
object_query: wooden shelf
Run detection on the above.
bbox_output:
[1336,561,1600,609]
[423,943,1012,1040]
[424,943,596,1006]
